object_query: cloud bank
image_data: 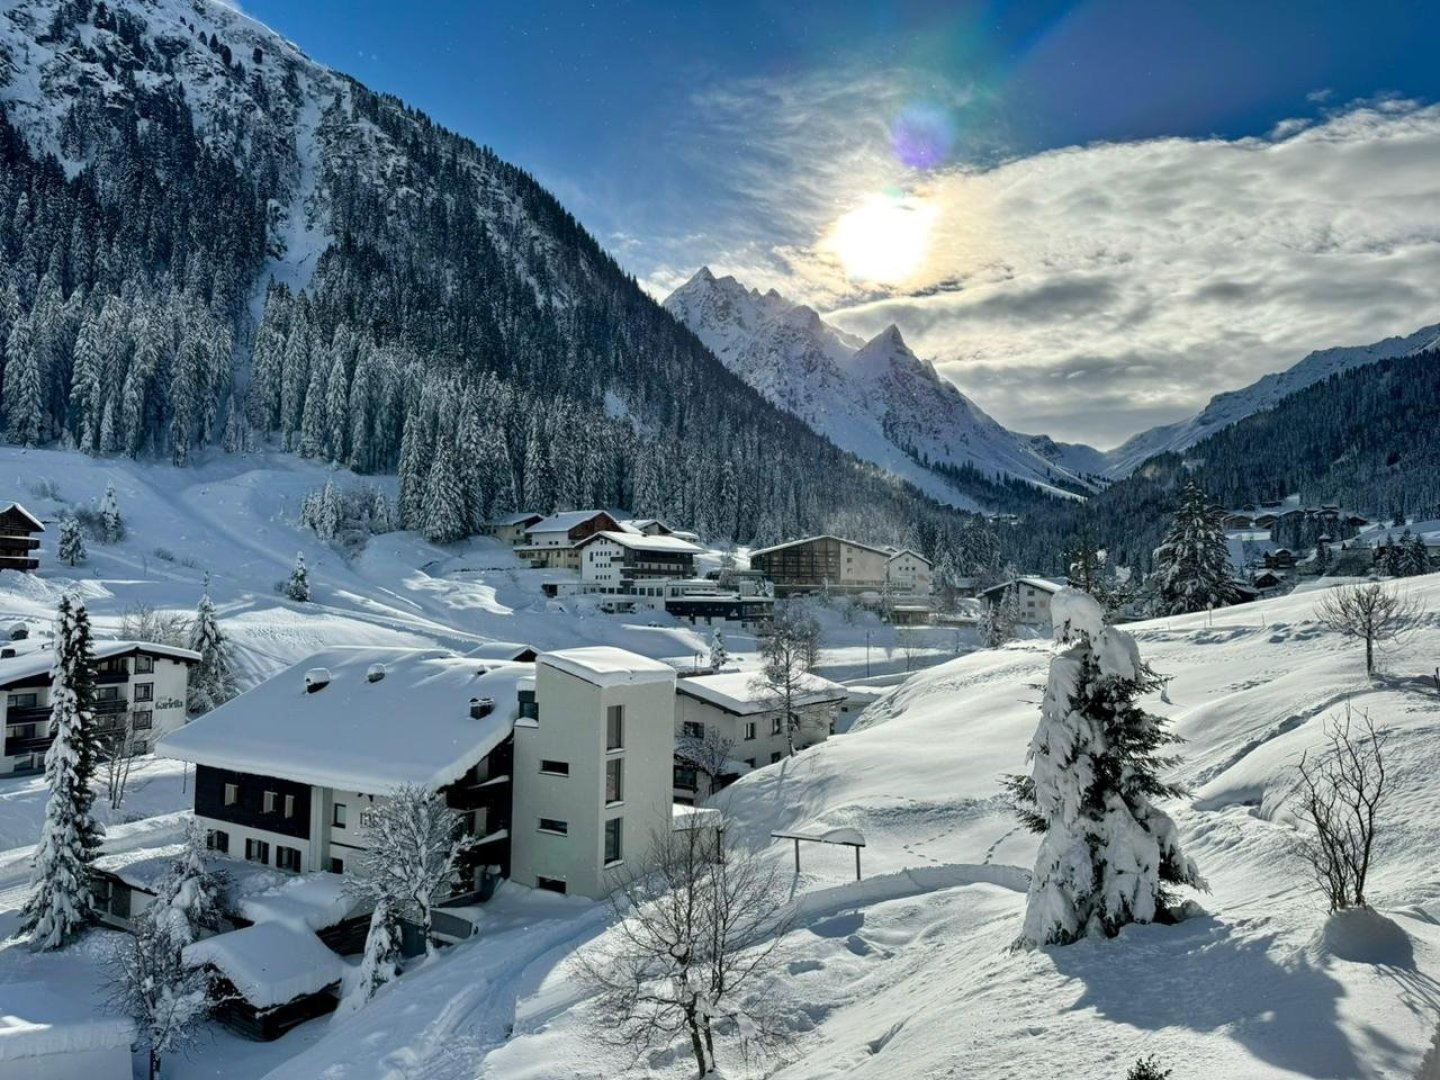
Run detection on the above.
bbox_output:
[639,80,1440,448]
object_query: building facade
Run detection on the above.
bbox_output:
[515,510,624,570]
[978,577,1064,629]
[749,535,893,597]
[511,648,677,899]
[0,503,43,573]
[481,513,543,548]
[886,549,934,596]
[577,531,701,588]
[0,641,198,776]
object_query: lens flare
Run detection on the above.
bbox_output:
[825,191,938,285]
[890,103,955,170]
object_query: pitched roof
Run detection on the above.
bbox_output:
[676,670,847,715]
[487,512,543,527]
[749,534,891,559]
[538,647,677,688]
[526,510,616,534]
[0,503,44,532]
[158,647,527,792]
[978,577,1065,599]
[466,641,538,662]
[0,639,201,689]
[886,548,932,566]
[185,922,345,1009]
[576,531,703,554]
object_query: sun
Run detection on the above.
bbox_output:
[825,192,938,285]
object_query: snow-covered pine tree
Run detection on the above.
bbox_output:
[1384,534,1407,577]
[284,552,311,602]
[422,442,468,543]
[188,591,237,715]
[709,627,729,671]
[1152,481,1237,615]
[150,823,228,947]
[69,310,104,453]
[1405,532,1431,576]
[107,902,212,1080]
[58,517,87,566]
[99,481,124,543]
[22,594,105,949]
[1008,589,1205,948]
[370,490,395,535]
[4,312,45,446]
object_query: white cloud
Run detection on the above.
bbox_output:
[633,72,1440,449]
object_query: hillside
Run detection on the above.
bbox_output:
[0,0,961,549]
[1105,321,1440,478]
[664,268,1097,511]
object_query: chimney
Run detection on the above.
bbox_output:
[304,668,332,694]
[470,696,494,719]
[366,663,387,683]
[0,647,14,659]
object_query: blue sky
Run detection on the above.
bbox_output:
[243,0,1440,446]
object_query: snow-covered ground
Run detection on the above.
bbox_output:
[9,445,1438,1078]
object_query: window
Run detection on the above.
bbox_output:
[223,782,238,806]
[7,693,37,709]
[359,809,378,830]
[275,846,301,872]
[674,764,699,790]
[606,705,624,750]
[283,794,295,819]
[770,751,783,764]
[245,838,270,865]
[134,654,154,674]
[538,818,569,835]
[771,717,783,736]
[328,857,345,874]
[263,791,277,814]
[606,758,623,804]
[133,682,153,702]
[681,721,704,740]
[206,829,229,854]
[743,721,757,741]
[536,876,567,894]
[540,759,570,776]
[95,686,120,702]
[604,817,623,865]
[132,710,153,730]
[332,803,347,828]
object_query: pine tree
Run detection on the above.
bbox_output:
[343,898,403,1011]
[149,823,228,947]
[4,313,45,446]
[23,595,104,949]
[1008,590,1205,948]
[99,481,124,543]
[422,443,468,543]
[284,552,311,602]
[69,311,104,453]
[369,490,395,534]
[187,591,236,715]
[1152,482,1237,615]
[1405,532,1431,576]
[58,517,87,566]
[709,627,729,671]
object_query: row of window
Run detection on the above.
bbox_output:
[205,829,302,872]
[538,758,623,802]
[681,718,782,741]
[536,816,624,864]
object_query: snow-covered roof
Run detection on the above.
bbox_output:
[526,510,614,535]
[486,512,543,527]
[672,805,724,831]
[0,982,133,1061]
[0,639,201,688]
[621,518,671,533]
[676,670,847,715]
[577,531,703,554]
[749,534,891,559]
[158,648,528,792]
[978,577,1065,598]
[0,503,44,532]
[236,871,361,932]
[185,923,344,1010]
[465,641,538,662]
[1360,521,1440,547]
[538,647,677,688]
[92,842,187,893]
[886,548,932,566]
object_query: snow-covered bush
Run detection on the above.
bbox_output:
[1126,1056,1172,1080]
[57,516,87,566]
[188,592,238,715]
[1008,589,1205,948]
[299,479,397,556]
[282,552,311,602]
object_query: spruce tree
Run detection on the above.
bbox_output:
[58,517,87,566]
[422,443,467,543]
[709,627,729,671]
[284,552,311,602]
[23,595,104,949]
[1152,482,1237,615]
[1008,590,1205,948]
[187,591,236,715]
[99,481,124,543]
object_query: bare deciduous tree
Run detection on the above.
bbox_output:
[119,603,192,648]
[1316,582,1424,675]
[1294,707,1388,911]
[576,827,792,1079]
[103,712,140,810]
[676,726,740,800]
[752,604,821,755]
[105,908,213,1080]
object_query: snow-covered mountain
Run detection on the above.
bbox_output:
[665,268,1098,510]
[1105,321,1440,477]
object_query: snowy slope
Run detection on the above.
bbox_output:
[665,268,1097,509]
[1106,321,1440,477]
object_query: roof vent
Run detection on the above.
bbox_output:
[470,696,494,719]
[304,668,332,694]
[0,647,14,659]
[366,663,387,683]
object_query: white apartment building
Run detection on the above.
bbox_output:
[672,670,846,804]
[0,640,199,776]
[511,647,677,898]
[978,577,1065,628]
[886,549,934,596]
[577,531,702,589]
[514,510,623,570]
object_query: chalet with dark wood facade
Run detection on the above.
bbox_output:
[0,503,43,572]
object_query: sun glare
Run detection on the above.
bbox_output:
[826,192,938,285]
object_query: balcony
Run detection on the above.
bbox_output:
[4,732,54,757]
[93,698,130,715]
[6,705,50,726]
[95,669,129,685]
[0,557,39,571]
[0,535,40,551]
